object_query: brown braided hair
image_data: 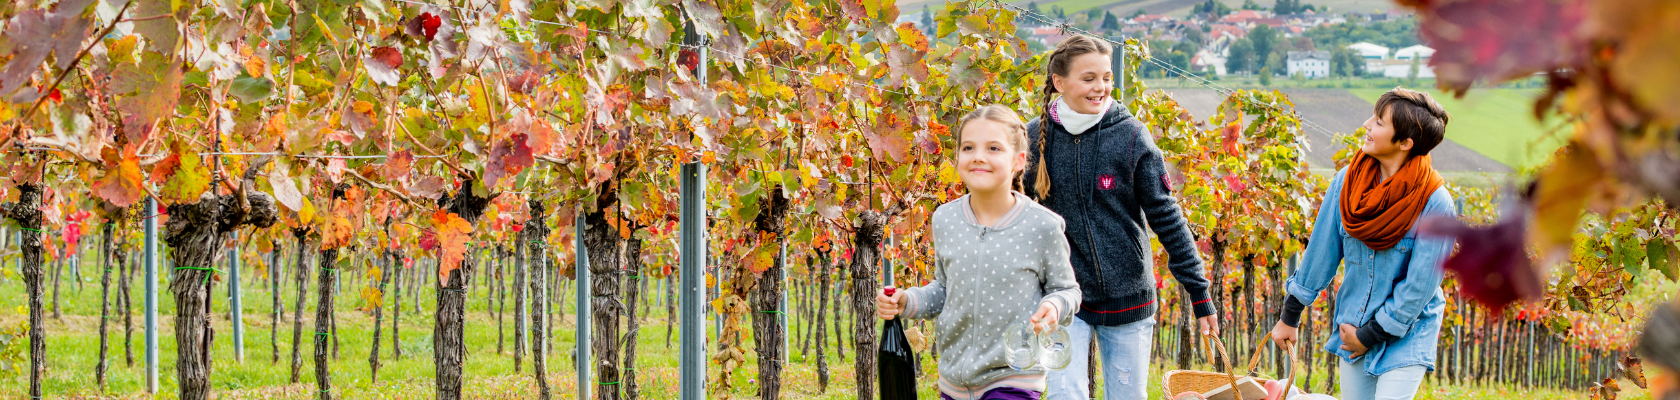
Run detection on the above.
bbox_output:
[1033,35,1113,200]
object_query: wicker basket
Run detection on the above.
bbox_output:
[1161,335,1323,400]
[1162,370,1267,399]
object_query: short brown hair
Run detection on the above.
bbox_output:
[1373,87,1450,157]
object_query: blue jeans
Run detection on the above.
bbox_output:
[1046,316,1155,400]
[1339,358,1426,400]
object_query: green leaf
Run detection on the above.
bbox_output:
[1649,239,1679,281]
[229,76,275,103]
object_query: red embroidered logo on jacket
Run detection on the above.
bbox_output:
[1098,174,1115,190]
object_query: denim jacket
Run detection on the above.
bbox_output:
[1285,168,1456,376]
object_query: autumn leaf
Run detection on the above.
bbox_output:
[365,46,403,86]
[1621,356,1647,389]
[361,287,383,310]
[483,134,533,189]
[1419,210,1545,315]
[1222,123,1242,156]
[384,149,413,181]
[112,56,184,144]
[267,167,305,212]
[867,111,912,162]
[91,148,145,207]
[1402,0,1589,94]
[405,11,444,41]
[0,0,97,98]
[1533,143,1605,257]
[153,142,211,205]
[321,213,354,250]
[432,208,473,285]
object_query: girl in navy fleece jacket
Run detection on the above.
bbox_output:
[1022,35,1221,400]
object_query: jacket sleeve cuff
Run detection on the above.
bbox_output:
[1187,289,1216,318]
[1356,317,1400,348]
[1279,295,1308,328]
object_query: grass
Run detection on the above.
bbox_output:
[0,254,1651,399]
[1348,87,1568,170]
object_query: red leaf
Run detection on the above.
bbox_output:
[0,0,97,98]
[1222,175,1247,192]
[1402,0,1589,93]
[371,46,402,69]
[1419,212,1545,314]
[678,49,700,73]
[1222,124,1241,156]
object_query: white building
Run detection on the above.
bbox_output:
[1346,42,1391,76]
[1193,48,1228,76]
[1287,51,1332,78]
[1347,42,1389,60]
[1376,58,1436,78]
[1395,44,1435,61]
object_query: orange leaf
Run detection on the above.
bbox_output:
[432,208,474,285]
[321,214,354,250]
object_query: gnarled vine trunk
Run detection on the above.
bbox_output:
[514,242,526,373]
[750,187,791,399]
[524,200,553,400]
[391,249,403,360]
[435,179,492,400]
[313,247,340,399]
[815,256,833,392]
[2,183,47,400]
[163,188,280,400]
[121,244,134,367]
[622,237,644,400]
[848,209,891,400]
[269,246,281,364]
[370,248,394,382]
[96,222,114,390]
[289,229,311,383]
[585,190,624,400]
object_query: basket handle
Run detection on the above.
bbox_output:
[1200,333,1245,400]
[1244,334,1304,396]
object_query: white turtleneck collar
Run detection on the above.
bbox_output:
[1050,96,1112,135]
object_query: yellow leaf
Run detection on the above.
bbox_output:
[312,13,339,46]
[353,100,375,114]
[244,57,266,78]
[1532,142,1603,256]
[106,35,138,64]
[938,160,960,185]
[297,196,316,225]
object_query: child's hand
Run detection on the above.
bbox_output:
[1030,302,1059,333]
[875,287,906,320]
[1338,323,1369,358]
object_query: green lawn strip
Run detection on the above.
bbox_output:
[1348,87,1567,170]
[0,256,1642,399]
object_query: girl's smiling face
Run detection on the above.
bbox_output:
[1051,52,1114,115]
[957,119,1028,193]
[1359,105,1414,157]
